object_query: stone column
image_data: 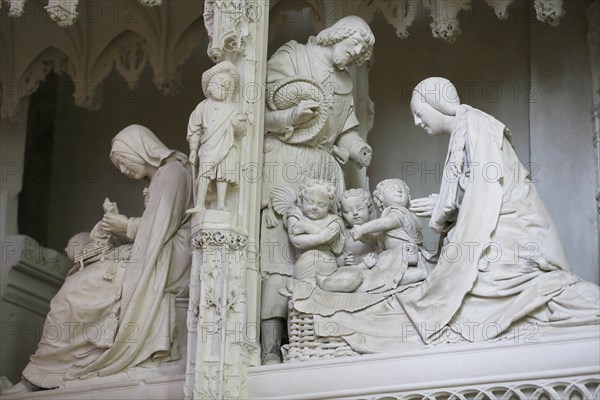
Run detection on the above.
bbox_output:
[0,100,28,245]
[588,1,600,278]
[184,1,269,399]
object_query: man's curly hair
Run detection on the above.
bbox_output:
[316,16,375,67]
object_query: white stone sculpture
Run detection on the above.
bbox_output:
[186,61,247,218]
[404,77,600,343]
[424,0,471,43]
[2,0,161,27]
[5,0,26,17]
[484,0,515,19]
[138,0,161,6]
[338,186,420,294]
[338,188,378,271]
[352,179,430,286]
[203,0,256,62]
[259,15,375,365]
[276,180,402,362]
[272,179,365,293]
[534,0,565,27]
[277,77,600,363]
[374,0,420,39]
[45,0,78,27]
[2,125,193,394]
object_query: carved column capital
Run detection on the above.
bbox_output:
[203,0,262,62]
[191,228,249,251]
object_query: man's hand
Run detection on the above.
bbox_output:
[291,100,320,125]
[101,213,129,235]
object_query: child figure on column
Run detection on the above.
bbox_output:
[187,61,247,215]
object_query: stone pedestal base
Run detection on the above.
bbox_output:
[2,299,189,400]
[4,326,598,399]
[247,329,600,399]
[3,374,185,400]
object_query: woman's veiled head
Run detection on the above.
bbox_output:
[410,77,461,135]
[110,125,175,180]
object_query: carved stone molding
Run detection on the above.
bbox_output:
[1,0,204,120]
[247,331,600,399]
[368,378,600,400]
[191,229,249,250]
[186,226,258,400]
[288,0,567,43]
[185,0,268,397]
[2,0,160,26]
[203,0,263,62]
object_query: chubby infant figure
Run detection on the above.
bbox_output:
[272,179,364,293]
[338,188,378,270]
[352,179,428,286]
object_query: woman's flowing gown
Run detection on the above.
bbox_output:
[22,127,192,388]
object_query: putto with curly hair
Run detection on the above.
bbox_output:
[298,179,337,208]
[339,188,377,224]
[316,15,375,67]
[372,179,410,211]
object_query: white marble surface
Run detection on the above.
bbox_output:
[248,329,600,400]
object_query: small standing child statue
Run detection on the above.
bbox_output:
[186,60,247,215]
[352,179,429,286]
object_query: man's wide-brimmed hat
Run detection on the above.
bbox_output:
[266,76,333,144]
[202,60,240,95]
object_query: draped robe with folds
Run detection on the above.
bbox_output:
[22,129,192,387]
[260,38,369,320]
[309,106,599,354]
[398,105,600,343]
[188,99,239,183]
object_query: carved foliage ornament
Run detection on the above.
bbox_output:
[192,230,249,250]
[359,0,565,43]
[1,0,161,26]
[365,377,599,400]
[204,0,261,62]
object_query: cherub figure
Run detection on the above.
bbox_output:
[338,188,378,270]
[352,179,428,286]
[271,179,364,293]
[186,60,247,215]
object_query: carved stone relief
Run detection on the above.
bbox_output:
[0,0,204,120]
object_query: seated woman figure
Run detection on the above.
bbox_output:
[8,124,193,392]
[403,77,600,343]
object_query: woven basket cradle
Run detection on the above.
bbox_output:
[283,300,358,362]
